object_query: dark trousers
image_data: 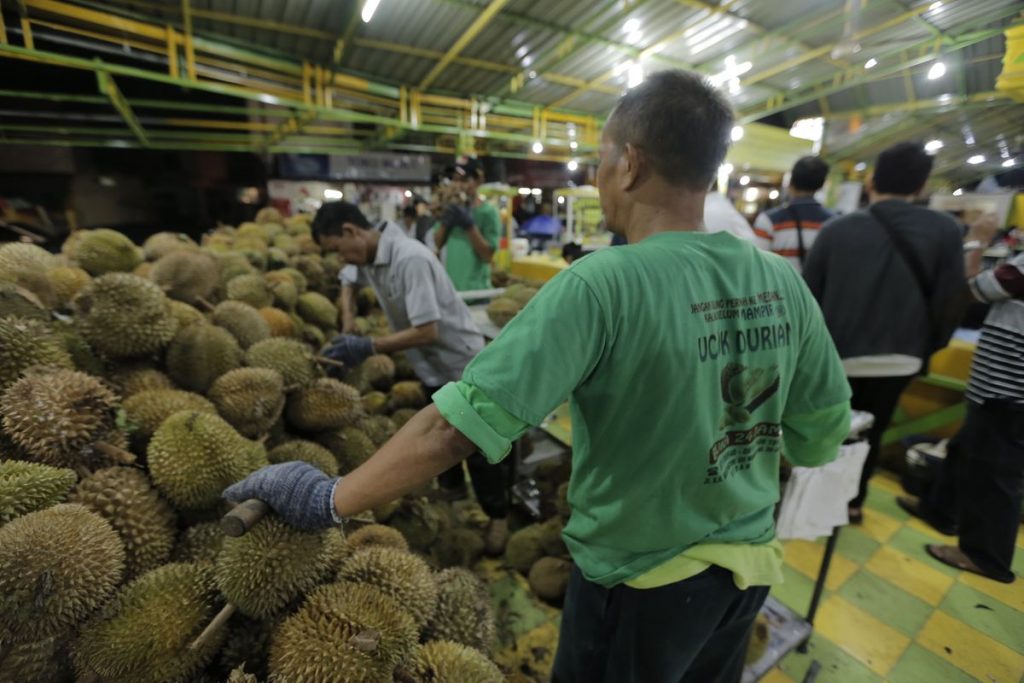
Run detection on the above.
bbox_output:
[437,453,513,519]
[552,565,769,683]
[848,375,915,508]
[922,401,1024,582]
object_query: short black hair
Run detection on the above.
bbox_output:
[790,156,829,192]
[402,205,417,219]
[562,242,584,262]
[605,70,733,190]
[872,142,933,195]
[311,201,371,240]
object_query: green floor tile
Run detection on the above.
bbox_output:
[488,575,556,643]
[886,643,979,683]
[863,486,910,521]
[888,526,960,577]
[835,527,882,566]
[771,564,817,615]
[837,570,933,637]
[778,633,882,683]
[939,582,1024,655]
[1013,548,1024,576]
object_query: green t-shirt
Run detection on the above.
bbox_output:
[444,202,502,291]
[433,230,851,587]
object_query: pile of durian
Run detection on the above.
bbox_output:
[0,208,504,682]
[485,283,539,328]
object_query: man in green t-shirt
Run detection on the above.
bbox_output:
[435,159,503,292]
[225,70,851,682]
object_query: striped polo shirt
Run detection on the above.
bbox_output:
[966,252,1024,405]
[753,196,833,272]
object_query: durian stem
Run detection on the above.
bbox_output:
[349,629,380,653]
[196,296,216,312]
[189,602,237,651]
[315,356,347,370]
[221,499,270,538]
[94,440,137,464]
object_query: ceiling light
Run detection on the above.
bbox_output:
[528,70,537,79]
[569,141,578,150]
[568,125,576,138]
[743,187,759,201]
[532,141,544,154]
[927,61,946,80]
[1002,158,1016,168]
[514,45,529,59]
[953,188,963,196]
[864,58,878,69]
[623,18,641,34]
[924,139,943,153]
[720,162,734,175]
[521,56,533,68]
[557,195,565,204]
[929,1,943,10]
[789,117,824,142]
[731,125,744,142]
[404,190,412,198]
[518,187,531,195]
[854,161,867,171]
[967,154,985,165]
[323,188,343,199]
[739,175,750,186]
[567,160,579,172]
[769,189,779,200]
[614,61,633,77]
[708,54,752,94]
[627,31,644,45]
[531,188,542,196]
[627,63,645,88]
[361,0,381,23]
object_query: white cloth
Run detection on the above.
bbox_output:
[703,192,757,242]
[842,354,922,378]
[776,441,870,541]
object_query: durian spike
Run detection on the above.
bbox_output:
[315,356,347,370]
[221,498,270,538]
[188,601,237,651]
[196,296,215,312]
[93,440,137,465]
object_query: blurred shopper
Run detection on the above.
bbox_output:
[704,187,756,241]
[753,156,833,272]
[804,142,967,523]
[400,204,418,239]
[226,70,851,683]
[900,215,1021,584]
[434,159,503,292]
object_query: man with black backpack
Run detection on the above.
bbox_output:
[803,142,966,523]
[753,156,833,273]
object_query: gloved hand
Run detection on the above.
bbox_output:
[322,334,374,367]
[223,461,342,531]
[440,203,474,231]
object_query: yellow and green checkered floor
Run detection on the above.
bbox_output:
[484,471,1024,682]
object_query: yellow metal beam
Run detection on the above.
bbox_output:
[26,0,166,40]
[181,0,195,80]
[97,71,148,145]
[20,18,33,49]
[418,0,510,90]
[0,11,6,45]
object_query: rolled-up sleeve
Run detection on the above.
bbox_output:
[432,382,530,463]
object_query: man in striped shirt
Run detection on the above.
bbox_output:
[901,233,1023,584]
[753,156,833,272]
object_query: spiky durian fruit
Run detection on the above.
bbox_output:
[53,321,105,375]
[315,426,375,474]
[266,267,308,293]
[360,415,396,447]
[256,207,283,224]
[46,265,91,307]
[424,568,496,654]
[123,388,217,451]
[505,517,565,574]
[268,581,418,683]
[333,524,409,566]
[528,557,572,604]
[504,283,538,306]
[0,242,58,276]
[212,300,272,349]
[486,297,520,327]
[142,231,198,260]
[301,323,326,348]
[147,410,261,512]
[0,633,73,683]
[166,323,244,393]
[208,367,285,438]
[172,520,225,563]
[0,504,124,643]
[0,266,58,308]
[401,641,503,683]
[362,354,395,390]
[213,251,257,285]
[388,380,427,411]
[150,249,219,304]
[74,228,142,275]
[432,528,485,570]
[169,299,206,328]
[73,273,178,358]
[0,460,77,524]
[216,516,332,619]
[73,562,225,683]
[246,337,321,385]
[107,363,175,396]
[361,391,389,415]
[0,316,73,391]
[291,254,327,293]
[337,546,438,629]
[227,273,274,308]
[69,467,177,579]
[258,307,297,337]
[295,291,337,330]
[285,378,363,432]
[391,352,416,380]
[267,439,338,475]
[0,367,121,469]
[265,276,298,309]
[219,614,277,680]
[0,281,49,320]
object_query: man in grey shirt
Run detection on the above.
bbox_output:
[313,201,512,550]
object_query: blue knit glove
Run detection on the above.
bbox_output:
[322,334,374,368]
[440,203,474,231]
[223,462,342,531]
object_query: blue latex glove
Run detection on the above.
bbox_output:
[322,334,374,368]
[223,461,342,531]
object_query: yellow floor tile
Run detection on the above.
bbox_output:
[1017,524,1024,550]
[814,595,911,676]
[864,545,955,606]
[858,510,902,544]
[917,611,1024,683]
[783,539,859,591]
[959,571,1024,613]
[904,516,959,544]
[760,668,797,683]
[870,473,903,495]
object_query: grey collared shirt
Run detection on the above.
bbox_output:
[340,222,484,386]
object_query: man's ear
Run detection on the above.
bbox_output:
[619,142,643,192]
[341,223,360,238]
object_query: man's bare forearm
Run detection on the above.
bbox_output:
[339,285,357,333]
[466,227,495,262]
[372,321,439,354]
[333,405,474,517]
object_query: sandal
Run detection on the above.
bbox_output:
[847,507,863,525]
[925,544,1015,584]
[897,497,958,536]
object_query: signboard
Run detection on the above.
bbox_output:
[276,153,431,182]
